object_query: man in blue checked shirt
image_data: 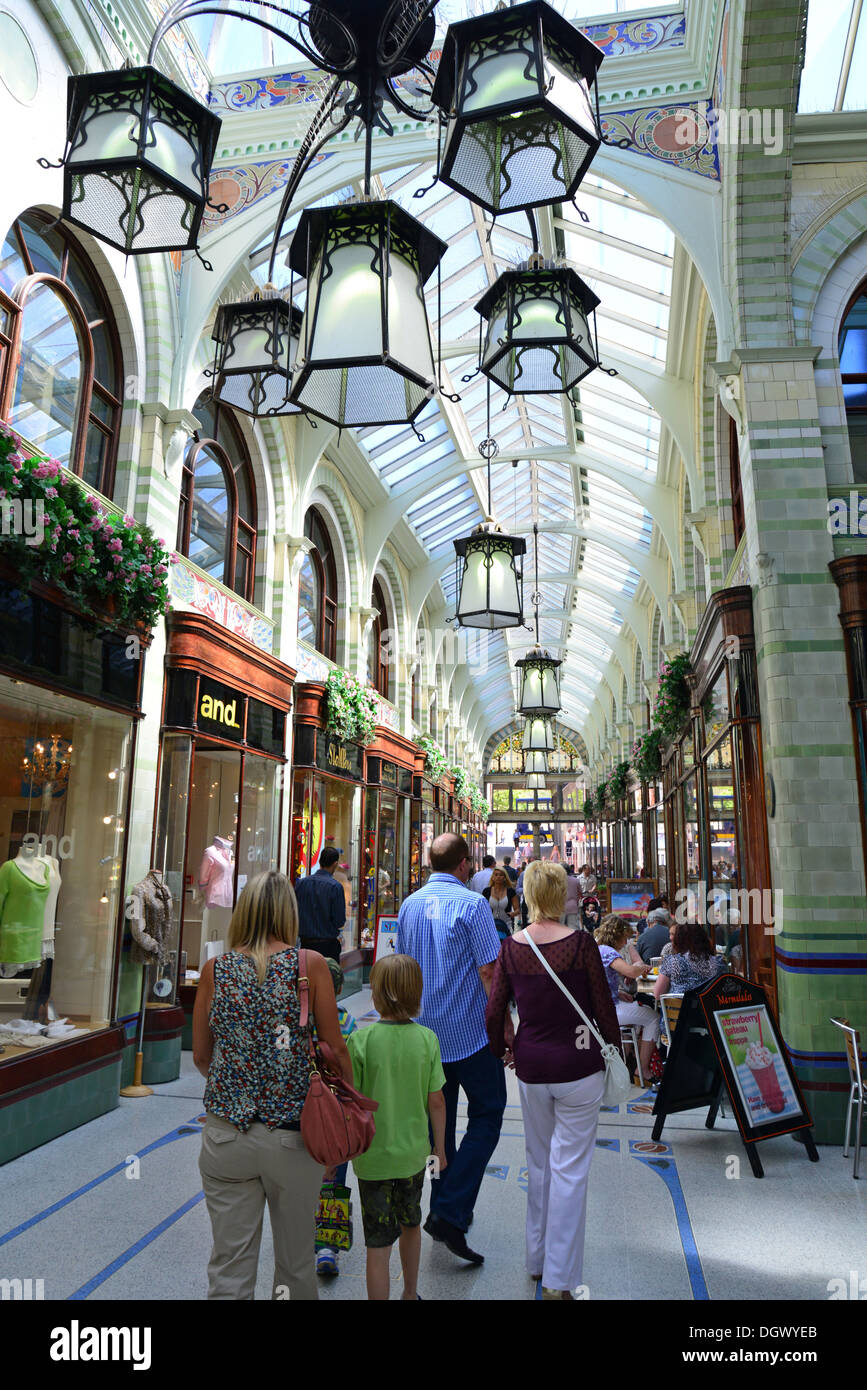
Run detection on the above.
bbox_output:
[397,832,507,1265]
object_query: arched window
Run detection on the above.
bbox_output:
[177,392,257,602]
[298,506,338,660]
[368,577,391,698]
[840,285,867,484]
[0,210,122,495]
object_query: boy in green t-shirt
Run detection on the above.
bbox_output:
[347,954,446,1301]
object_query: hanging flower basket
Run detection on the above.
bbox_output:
[596,778,609,812]
[452,766,470,801]
[652,653,692,739]
[415,734,449,781]
[0,425,171,633]
[324,669,377,745]
[632,728,663,781]
[583,795,595,819]
[608,760,630,802]
[469,786,489,817]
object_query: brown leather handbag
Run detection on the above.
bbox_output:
[297,951,378,1166]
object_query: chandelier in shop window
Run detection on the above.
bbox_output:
[22,736,74,792]
[43,0,613,429]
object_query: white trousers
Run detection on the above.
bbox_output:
[616,998,660,1041]
[519,1070,605,1292]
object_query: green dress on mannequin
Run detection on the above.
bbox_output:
[0,856,50,966]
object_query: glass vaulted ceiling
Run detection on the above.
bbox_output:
[224,9,675,743]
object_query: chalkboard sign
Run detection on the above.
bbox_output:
[651,973,818,1177]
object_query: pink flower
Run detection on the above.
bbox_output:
[89,516,103,531]
[44,486,58,499]
[145,547,153,560]
[124,514,135,527]
[62,552,74,566]
[68,527,80,540]
[33,461,60,481]
[140,564,153,576]
[155,563,167,575]
[108,537,123,552]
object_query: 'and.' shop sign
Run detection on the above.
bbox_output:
[198,677,244,740]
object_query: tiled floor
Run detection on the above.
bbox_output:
[0,987,864,1301]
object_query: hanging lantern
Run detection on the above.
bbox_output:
[212,290,303,417]
[454,520,526,629]
[475,260,601,396]
[432,0,604,215]
[526,772,547,790]
[522,716,554,752]
[60,66,221,255]
[516,645,563,715]
[287,200,447,428]
[524,750,548,775]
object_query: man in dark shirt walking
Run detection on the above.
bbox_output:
[295,847,346,963]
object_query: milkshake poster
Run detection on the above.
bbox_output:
[713,1004,803,1127]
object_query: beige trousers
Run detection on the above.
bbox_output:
[199,1114,324,1300]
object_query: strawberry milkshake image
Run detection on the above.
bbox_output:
[745,1040,785,1114]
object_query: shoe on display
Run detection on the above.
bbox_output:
[423,1214,484,1265]
[316,1249,339,1278]
[542,1287,574,1300]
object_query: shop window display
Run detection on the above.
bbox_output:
[291,772,362,954]
[0,675,132,1058]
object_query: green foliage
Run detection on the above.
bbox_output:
[324,669,378,745]
[415,734,449,781]
[0,426,171,631]
[583,795,595,819]
[653,653,692,739]
[608,760,631,801]
[632,728,663,781]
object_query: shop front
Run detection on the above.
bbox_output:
[663,586,775,1010]
[362,729,417,945]
[154,613,292,1054]
[410,760,449,890]
[290,683,365,958]
[0,571,142,1163]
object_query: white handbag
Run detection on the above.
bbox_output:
[522,930,633,1106]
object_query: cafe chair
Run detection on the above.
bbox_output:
[831,1017,865,1179]
[659,994,683,1051]
[620,1024,644,1088]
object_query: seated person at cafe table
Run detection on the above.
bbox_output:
[652,922,725,998]
[594,915,659,1081]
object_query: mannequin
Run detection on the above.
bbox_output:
[198,835,234,946]
[0,843,55,977]
[127,868,173,966]
[198,835,234,909]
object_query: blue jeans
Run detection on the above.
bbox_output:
[430,1045,507,1232]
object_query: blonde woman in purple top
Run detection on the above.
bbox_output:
[486,861,621,1300]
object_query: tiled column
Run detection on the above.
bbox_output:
[721,347,867,1139]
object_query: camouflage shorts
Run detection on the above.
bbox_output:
[357,1169,425,1248]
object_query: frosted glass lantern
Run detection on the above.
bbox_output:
[62,66,220,255]
[524,751,548,775]
[432,0,604,215]
[516,646,563,715]
[453,521,526,629]
[476,264,601,395]
[522,716,554,751]
[526,772,547,790]
[288,200,447,428]
[212,292,302,417]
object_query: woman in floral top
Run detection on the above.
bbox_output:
[653,921,724,997]
[193,870,352,1301]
